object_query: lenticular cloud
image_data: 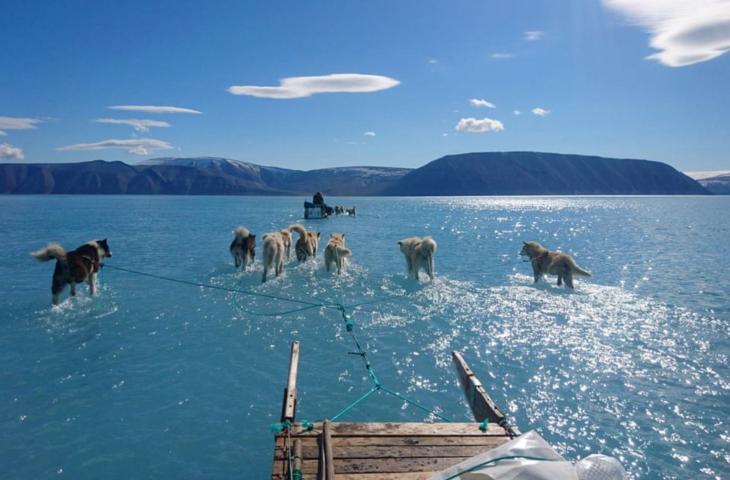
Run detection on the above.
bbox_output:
[603,0,730,67]
[228,73,400,99]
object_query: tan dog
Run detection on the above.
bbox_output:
[289,224,320,262]
[324,233,351,274]
[280,229,292,259]
[397,236,437,281]
[519,241,591,288]
[261,231,288,282]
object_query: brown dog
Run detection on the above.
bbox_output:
[32,239,112,305]
[230,226,256,270]
[289,224,320,262]
[519,241,591,288]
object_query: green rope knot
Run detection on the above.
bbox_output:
[479,419,489,432]
[270,419,291,433]
[300,419,314,431]
[292,470,302,480]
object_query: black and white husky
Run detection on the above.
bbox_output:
[230,226,256,270]
[31,239,112,305]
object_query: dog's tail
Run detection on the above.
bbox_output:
[31,243,67,262]
[337,246,351,258]
[234,226,250,238]
[568,257,591,276]
[288,223,306,237]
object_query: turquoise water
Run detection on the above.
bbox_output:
[1,195,728,479]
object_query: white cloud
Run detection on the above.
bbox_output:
[524,30,544,41]
[0,142,24,160]
[442,133,449,137]
[455,117,505,133]
[513,110,522,115]
[603,0,730,67]
[428,59,439,64]
[95,118,171,132]
[531,107,550,116]
[491,53,514,59]
[363,131,376,137]
[469,98,496,108]
[0,116,42,136]
[108,105,202,114]
[228,73,400,99]
[58,138,173,156]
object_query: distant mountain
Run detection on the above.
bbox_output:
[0,152,709,196]
[385,152,708,195]
[685,171,730,194]
[0,157,410,195]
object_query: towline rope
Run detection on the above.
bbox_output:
[103,263,451,424]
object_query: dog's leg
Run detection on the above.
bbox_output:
[234,255,241,269]
[565,272,574,289]
[557,275,562,286]
[70,281,76,297]
[531,262,540,283]
[89,273,97,295]
[262,266,268,283]
[52,293,60,305]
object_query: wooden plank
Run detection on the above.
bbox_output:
[278,422,507,438]
[323,419,336,479]
[452,351,518,437]
[337,474,436,480]
[328,422,508,437]
[277,434,507,448]
[294,439,302,475]
[281,341,300,423]
[293,456,472,474]
[307,444,497,459]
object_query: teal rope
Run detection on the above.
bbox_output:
[380,385,452,422]
[330,385,380,421]
[440,455,560,480]
[103,263,456,425]
[104,264,325,308]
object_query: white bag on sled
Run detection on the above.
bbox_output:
[428,430,625,480]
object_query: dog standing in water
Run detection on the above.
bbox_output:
[289,224,320,262]
[31,239,112,305]
[261,230,289,282]
[230,226,256,270]
[397,236,437,281]
[519,241,591,288]
[324,233,351,274]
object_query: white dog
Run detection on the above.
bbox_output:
[397,236,437,281]
[324,233,351,274]
[261,231,288,282]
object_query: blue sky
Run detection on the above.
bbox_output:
[1,0,728,171]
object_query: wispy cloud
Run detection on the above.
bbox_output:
[524,30,544,41]
[531,107,550,116]
[428,59,439,64]
[602,0,730,67]
[0,116,42,136]
[469,98,496,108]
[108,105,202,114]
[363,131,376,137]
[95,118,171,132]
[491,53,514,59]
[455,117,505,133]
[0,142,24,160]
[228,73,400,99]
[58,138,173,156]
[513,110,522,115]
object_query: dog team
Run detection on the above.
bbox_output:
[32,227,591,304]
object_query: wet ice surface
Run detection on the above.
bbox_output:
[1,195,728,479]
